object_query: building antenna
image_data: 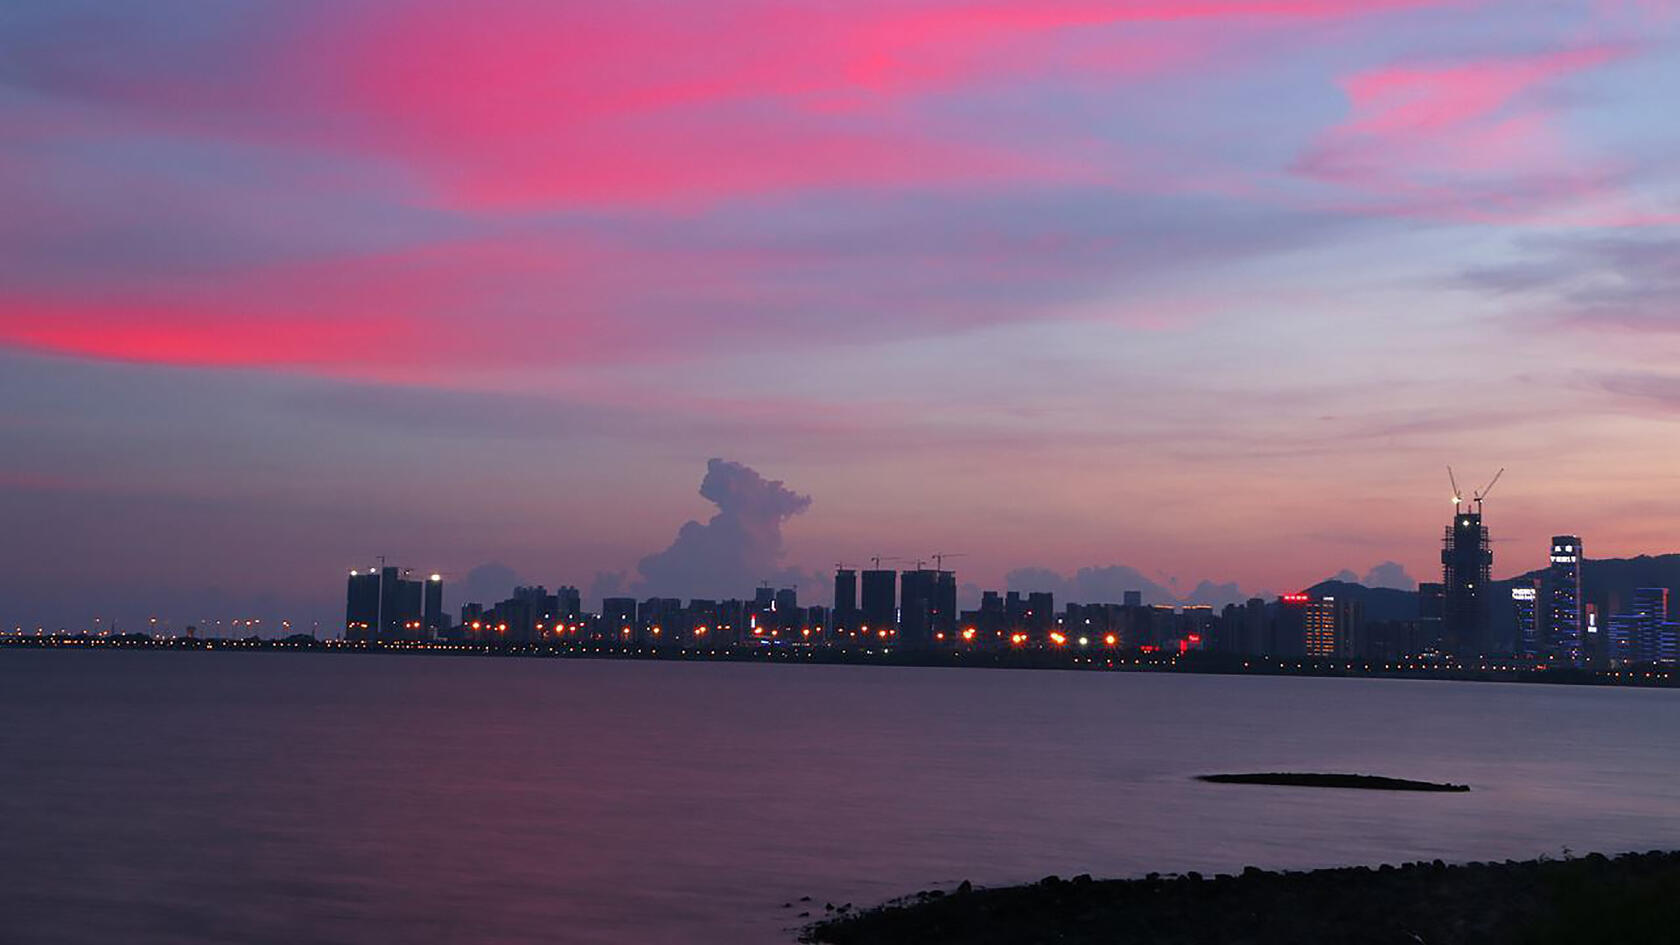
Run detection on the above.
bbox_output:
[1473,468,1505,515]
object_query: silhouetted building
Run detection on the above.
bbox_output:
[861,569,896,631]
[833,568,858,629]
[346,565,428,640]
[423,573,444,636]
[602,598,637,639]
[1026,592,1054,635]
[1123,590,1143,608]
[1441,512,1492,656]
[773,587,798,629]
[556,586,582,621]
[1417,581,1445,650]
[899,570,936,646]
[1548,535,1583,666]
[934,570,957,636]
[1274,594,1312,658]
[346,569,380,640]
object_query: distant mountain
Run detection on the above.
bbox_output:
[1305,580,1419,623]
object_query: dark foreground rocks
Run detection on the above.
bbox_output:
[802,851,1680,945]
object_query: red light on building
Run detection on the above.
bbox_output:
[1282,593,1312,603]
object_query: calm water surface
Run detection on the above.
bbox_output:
[3,650,1678,944]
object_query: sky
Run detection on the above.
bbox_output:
[3,0,1679,632]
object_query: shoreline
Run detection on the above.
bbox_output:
[802,851,1680,944]
[2,635,1676,688]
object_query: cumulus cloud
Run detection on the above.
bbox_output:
[458,562,524,608]
[632,458,813,600]
[1183,580,1251,610]
[1362,561,1418,590]
[1320,561,1418,590]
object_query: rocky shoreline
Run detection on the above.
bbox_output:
[802,850,1680,944]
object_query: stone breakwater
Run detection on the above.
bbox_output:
[1195,772,1470,791]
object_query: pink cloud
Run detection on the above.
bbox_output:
[113,0,1451,208]
[1295,44,1642,223]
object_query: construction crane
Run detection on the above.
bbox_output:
[868,555,901,569]
[930,552,967,571]
[1473,468,1505,514]
[1447,466,1464,514]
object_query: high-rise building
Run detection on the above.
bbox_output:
[1511,581,1541,658]
[1275,594,1360,658]
[1417,581,1445,650]
[1303,598,1338,658]
[1609,587,1668,665]
[1441,512,1492,656]
[833,568,858,628]
[1547,535,1583,667]
[602,598,637,640]
[860,569,896,630]
[556,586,583,621]
[934,570,957,636]
[346,565,428,640]
[899,569,937,646]
[423,573,444,636]
[773,587,798,625]
[346,569,381,640]
[1274,593,1311,658]
[1123,590,1143,608]
[1026,592,1054,635]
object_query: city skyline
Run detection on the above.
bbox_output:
[4,2,1680,630]
[13,452,1680,638]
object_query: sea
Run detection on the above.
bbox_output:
[3,649,1677,944]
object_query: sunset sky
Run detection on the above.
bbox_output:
[3,0,1679,629]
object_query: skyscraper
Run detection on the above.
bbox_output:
[345,565,428,640]
[1417,581,1445,650]
[860,569,896,631]
[833,568,858,630]
[423,573,444,636]
[346,569,380,640]
[1609,586,1667,665]
[556,586,583,621]
[1303,598,1339,658]
[1441,512,1491,657]
[934,570,957,636]
[899,569,936,646]
[1511,581,1541,658]
[1547,535,1583,667]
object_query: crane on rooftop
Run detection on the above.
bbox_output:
[1473,468,1505,515]
[930,553,967,571]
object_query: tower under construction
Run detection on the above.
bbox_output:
[1439,467,1501,657]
